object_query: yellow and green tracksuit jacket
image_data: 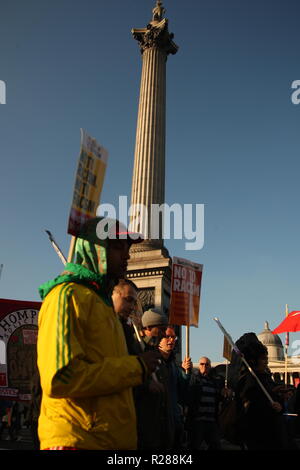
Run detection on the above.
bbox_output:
[37,263,144,450]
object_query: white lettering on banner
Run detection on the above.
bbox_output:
[174,265,187,279]
[0,388,18,398]
[173,279,199,296]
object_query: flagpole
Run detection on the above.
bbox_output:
[285,304,289,387]
[225,359,228,389]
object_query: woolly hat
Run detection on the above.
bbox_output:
[141,308,168,328]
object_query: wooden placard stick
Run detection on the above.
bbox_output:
[67,236,77,263]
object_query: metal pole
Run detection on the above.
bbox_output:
[285,304,289,387]
[225,359,229,389]
[45,230,67,265]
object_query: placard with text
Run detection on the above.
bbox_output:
[169,257,203,327]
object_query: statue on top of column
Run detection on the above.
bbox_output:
[152,1,165,22]
[132,1,178,56]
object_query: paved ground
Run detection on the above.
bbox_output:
[0,427,35,450]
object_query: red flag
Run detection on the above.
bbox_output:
[272,311,300,334]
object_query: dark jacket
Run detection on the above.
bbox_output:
[120,318,143,356]
[157,354,190,429]
[29,369,42,423]
[186,370,223,428]
[135,348,189,450]
[235,370,287,450]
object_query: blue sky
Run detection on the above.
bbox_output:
[0,0,300,363]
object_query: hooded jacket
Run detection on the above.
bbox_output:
[37,238,144,450]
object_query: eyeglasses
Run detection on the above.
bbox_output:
[165,335,178,341]
[199,363,210,366]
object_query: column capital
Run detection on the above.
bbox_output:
[132,18,178,56]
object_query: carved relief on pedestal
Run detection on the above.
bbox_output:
[162,288,170,317]
[137,288,155,312]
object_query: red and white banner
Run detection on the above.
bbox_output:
[169,257,203,327]
[0,298,41,400]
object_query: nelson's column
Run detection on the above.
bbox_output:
[127,1,178,317]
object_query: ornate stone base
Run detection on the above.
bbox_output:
[127,247,172,317]
[127,246,182,361]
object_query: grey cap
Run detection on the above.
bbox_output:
[141,308,169,328]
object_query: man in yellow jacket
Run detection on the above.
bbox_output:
[37,217,161,450]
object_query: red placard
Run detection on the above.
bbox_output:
[169,257,203,327]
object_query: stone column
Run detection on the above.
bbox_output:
[130,47,166,249]
[127,3,178,322]
[130,4,178,251]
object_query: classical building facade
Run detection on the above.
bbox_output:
[258,321,300,386]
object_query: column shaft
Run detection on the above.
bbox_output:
[130,47,166,247]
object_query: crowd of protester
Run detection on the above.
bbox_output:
[1,216,300,451]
